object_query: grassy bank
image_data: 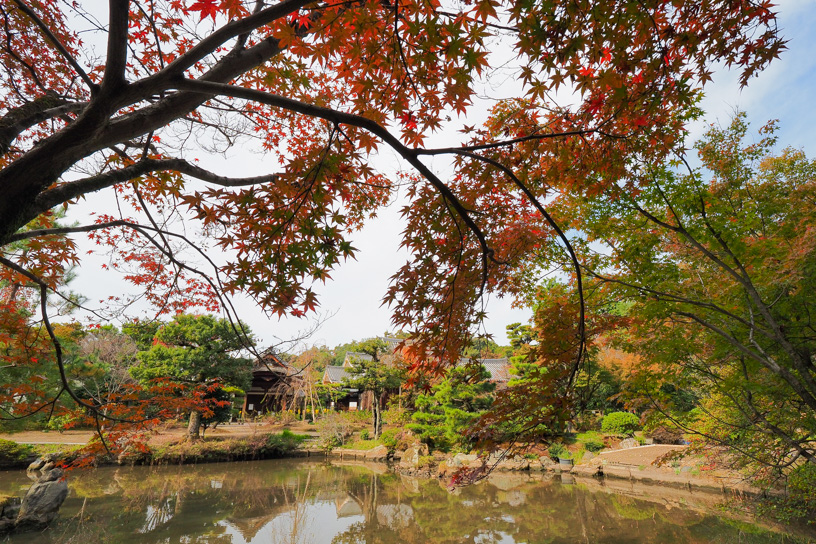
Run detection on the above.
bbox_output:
[1,431,314,469]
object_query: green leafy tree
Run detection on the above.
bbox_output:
[506,322,534,351]
[555,114,816,468]
[199,387,235,438]
[130,314,254,440]
[463,337,511,359]
[342,338,404,438]
[122,320,162,351]
[407,365,495,451]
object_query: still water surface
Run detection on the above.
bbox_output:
[0,459,812,543]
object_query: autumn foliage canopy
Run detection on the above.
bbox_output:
[0,0,785,451]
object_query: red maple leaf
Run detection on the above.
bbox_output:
[189,0,219,21]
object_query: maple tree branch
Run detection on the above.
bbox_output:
[10,0,97,93]
[158,0,312,80]
[0,255,129,418]
[37,283,101,412]
[450,149,587,384]
[0,392,65,421]
[434,10,517,33]
[583,260,784,346]
[133,1,165,70]
[641,386,811,470]
[0,13,297,240]
[0,92,78,155]
[5,221,134,243]
[0,255,105,320]
[33,158,283,215]
[676,310,816,414]
[173,77,497,294]
[418,128,597,155]
[633,171,816,402]
[102,0,130,92]
[0,4,46,93]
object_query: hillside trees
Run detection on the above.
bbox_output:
[546,115,816,467]
[0,0,785,442]
[130,314,254,439]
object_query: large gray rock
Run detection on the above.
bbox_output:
[15,468,69,531]
[399,443,429,468]
[495,455,530,471]
[26,453,60,473]
[365,445,389,461]
[618,438,640,449]
[537,456,557,472]
[451,453,480,469]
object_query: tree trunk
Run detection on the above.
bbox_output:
[373,395,381,439]
[187,410,202,441]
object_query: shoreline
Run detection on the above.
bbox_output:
[1,439,774,499]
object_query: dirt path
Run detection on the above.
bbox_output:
[0,421,320,447]
[0,430,93,445]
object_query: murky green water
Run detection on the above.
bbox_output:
[1,459,812,543]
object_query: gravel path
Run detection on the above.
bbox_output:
[598,444,686,466]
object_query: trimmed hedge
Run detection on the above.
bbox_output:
[601,412,641,435]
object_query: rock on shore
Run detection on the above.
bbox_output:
[0,454,69,535]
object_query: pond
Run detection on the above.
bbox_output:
[0,459,812,543]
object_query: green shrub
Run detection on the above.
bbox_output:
[382,407,411,426]
[583,438,604,453]
[759,464,816,523]
[548,442,566,460]
[359,429,370,440]
[787,464,816,518]
[264,430,307,456]
[315,412,352,450]
[601,412,641,435]
[0,439,34,468]
[379,428,398,450]
[576,431,605,453]
[344,410,372,426]
[648,425,685,444]
[379,428,413,452]
[418,455,437,467]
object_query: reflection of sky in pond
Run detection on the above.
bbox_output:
[475,531,515,544]
[0,459,812,544]
[138,502,177,534]
[219,501,360,544]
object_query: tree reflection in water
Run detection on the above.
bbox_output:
[0,459,811,544]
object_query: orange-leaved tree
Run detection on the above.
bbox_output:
[0,0,784,449]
